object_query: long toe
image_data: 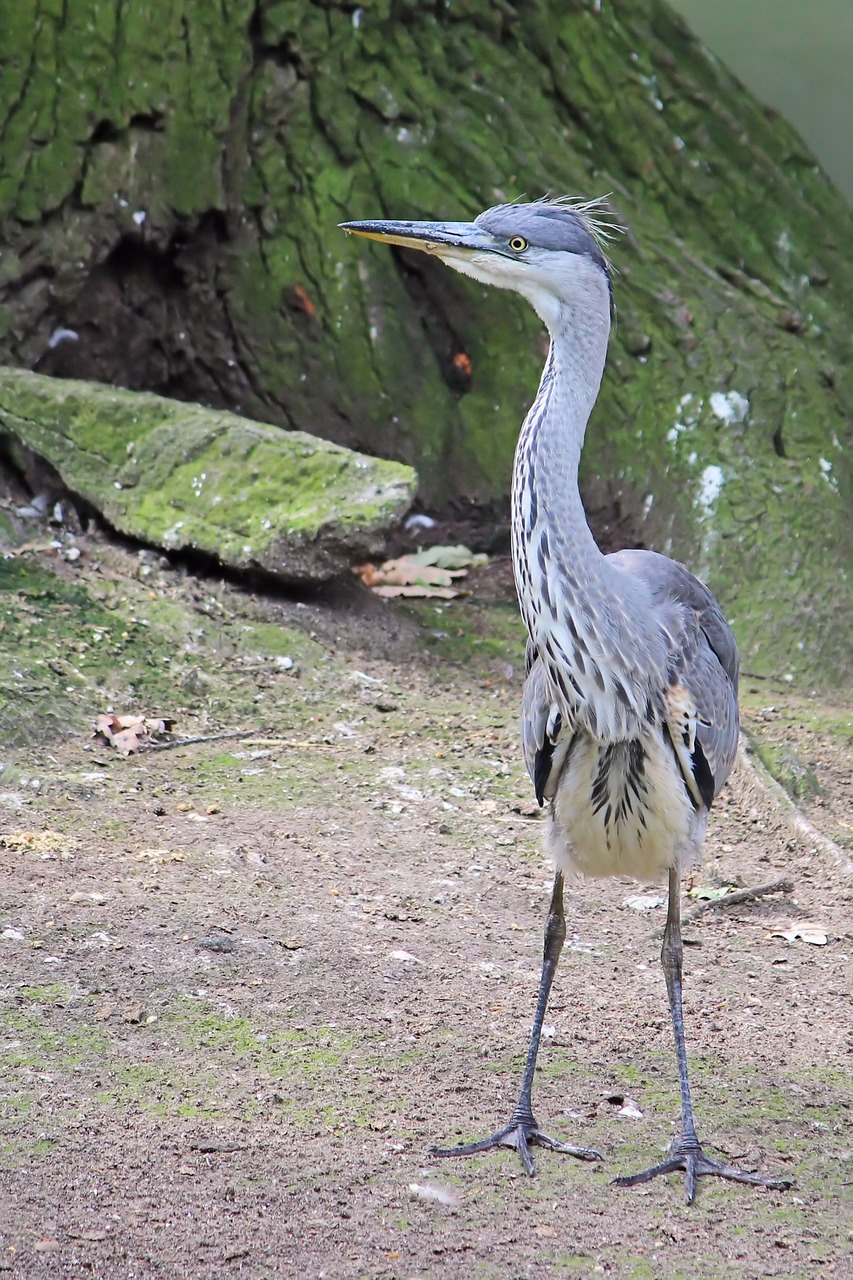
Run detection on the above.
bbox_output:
[432,1119,602,1177]
[614,1142,792,1204]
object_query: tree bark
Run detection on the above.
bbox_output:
[0,0,850,680]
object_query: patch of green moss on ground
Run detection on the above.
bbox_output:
[402,598,526,678]
[0,550,342,749]
[2,994,422,1150]
[0,557,191,739]
[3,1011,107,1071]
[15,984,71,1005]
[162,996,363,1065]
[750,742,821,803]
[741,690,853,742]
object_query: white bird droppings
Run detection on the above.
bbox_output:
[48,327,79,349]
[409,1182,460,1207]
[709,390,749,424]
[698,464,724,511]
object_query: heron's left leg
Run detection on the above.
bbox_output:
[431,870,601,1176]
[614,866,793,1204]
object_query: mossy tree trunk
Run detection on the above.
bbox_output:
[0,0,850,681]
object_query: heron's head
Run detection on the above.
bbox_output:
[340,197,617,331]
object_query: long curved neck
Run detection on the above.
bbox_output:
[512,297,611,588]
[511,292,659,739]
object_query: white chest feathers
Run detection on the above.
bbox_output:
[546,731,705,882]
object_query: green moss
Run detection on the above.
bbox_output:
[399,599,526,678]
[1,992,423,1152]
[0,556,226,740]
[750,742,821,803]
[16,984,71,1005]
[0,368,417,583]
[1,0,851,679]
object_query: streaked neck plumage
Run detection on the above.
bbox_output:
[511,271,664,741]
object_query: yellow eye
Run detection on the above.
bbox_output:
[508,236,528,252]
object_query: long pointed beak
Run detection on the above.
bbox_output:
[339,218,498,259]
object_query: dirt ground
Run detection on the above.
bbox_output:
[0,526,851,1279]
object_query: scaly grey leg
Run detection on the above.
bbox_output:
[432,870,602,1175]
[614,866,793,1203]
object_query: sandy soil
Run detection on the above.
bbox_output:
[0,535,850,1279]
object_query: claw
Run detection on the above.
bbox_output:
[613,1141,793,1204]
[432,1118,602,1177]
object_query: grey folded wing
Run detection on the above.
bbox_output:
[608,548,740,805]
[521,642,576,806]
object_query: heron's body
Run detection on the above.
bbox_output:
[511,294,738,884]
[341,198,790,1203]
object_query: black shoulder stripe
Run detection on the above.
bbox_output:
[533,729,577,807]
[691,740,716,810]
[533,741,554,807]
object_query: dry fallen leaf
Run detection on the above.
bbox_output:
[1,829,73,856]
[94,713,175,755]
[6,540,59,557]
[355,547,486,598]
[688,885,733,901]
[410,544,488,570]
[370,584,462,599]
[770,925,828,946]
[623,894,665,912]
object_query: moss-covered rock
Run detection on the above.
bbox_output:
[0,369,416,582]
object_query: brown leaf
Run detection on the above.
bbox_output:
[115,714,146,730]
[770,924,828,946]
[8,540,58,557]
[375,556,463,587]
[94,712,176,753]
[291,283,316,319]
[370,584,462,599]
[356,554,468,595]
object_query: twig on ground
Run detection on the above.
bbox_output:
[140,729,263,752]
[141,731,341,752]
[647,877,794,942]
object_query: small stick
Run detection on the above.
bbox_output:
[647,877,794,942]
[141,732,341,753]
[140,729,263,752]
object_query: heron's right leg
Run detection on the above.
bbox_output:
[614,866,793,1202]
[431,870,602,1176]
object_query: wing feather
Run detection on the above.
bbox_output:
[608,548,739,806]
[521,648,575,806]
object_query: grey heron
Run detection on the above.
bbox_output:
[340,199,792,1203]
